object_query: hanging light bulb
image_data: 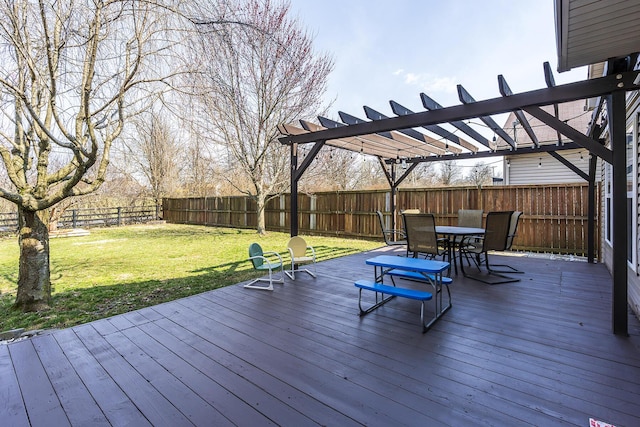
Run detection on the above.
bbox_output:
[492,130,497,142]
[580,151,584,160]
[538,157,542,168]
[506,158,510,168]
[401,158,407,169]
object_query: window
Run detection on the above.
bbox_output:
[604,114,637,272]
[605,162,612,243]
[626,121,638,270]
[628,116,638,269]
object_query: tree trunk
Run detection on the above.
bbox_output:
[15,208,51,311]
[256,195,267,235]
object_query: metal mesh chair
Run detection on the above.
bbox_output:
[492,211,524,273]
[460,211,520,284]
[455,209,484,250]
[457,209,483,228]
[402,213,450,269]
[244,243,285,290]
[375,210,406,247]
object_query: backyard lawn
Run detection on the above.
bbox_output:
[0,223,381,332]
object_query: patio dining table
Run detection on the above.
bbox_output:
[435,226,485,275]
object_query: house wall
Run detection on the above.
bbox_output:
[505,149,591,185]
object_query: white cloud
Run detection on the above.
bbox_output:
[395,70,457,94]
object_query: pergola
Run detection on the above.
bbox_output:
[278,58,640,336]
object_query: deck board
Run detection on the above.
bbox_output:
[0,344,30,427]
[2,247,640,426]
[9,340,70,426]
[73,324,191,426]
[30,334,109,426]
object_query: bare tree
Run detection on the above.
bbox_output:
[437,160,462,186]
[192,0,333,234]
[121,110,182,203]
[466,162,494,189]
[0,0,202,311]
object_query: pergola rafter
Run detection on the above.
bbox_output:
[278,62,640,335]
[420,93,492,148]
[498,76,540,148]
[457,84,516,149]
[387,101,478,153]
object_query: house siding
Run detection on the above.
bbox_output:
[505,149,591,185]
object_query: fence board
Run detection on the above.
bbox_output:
[162,184,599,256]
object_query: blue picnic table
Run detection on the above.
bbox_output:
[355,255,452,332]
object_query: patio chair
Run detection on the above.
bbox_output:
[402,213,450,271]
[490,211,524,274]
[455,209,484,264]
[245,243,285,291]
[457,209,483,228]
[455,209,483,241]
[375,210,406,247]
[459,211,520,284]
[285,236,317,279]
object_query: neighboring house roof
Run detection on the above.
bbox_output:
[494,99,592,150]
[555,0,640,71]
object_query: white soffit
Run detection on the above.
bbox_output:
[556,0,640,72]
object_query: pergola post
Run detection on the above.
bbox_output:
[608,90,628,336]
[390,163,398,232]
[290,143,299,237]
[587,151,597,264]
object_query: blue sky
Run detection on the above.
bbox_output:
[288,0,587,129]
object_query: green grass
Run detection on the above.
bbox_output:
[0,223,382,332]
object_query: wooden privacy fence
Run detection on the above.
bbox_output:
[163,183,599,257]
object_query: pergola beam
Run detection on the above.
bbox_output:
[398,141,582,165]
[338,112,445,156]
[522,106,613,163]
[547,151,589,180]
[278,71,640,147]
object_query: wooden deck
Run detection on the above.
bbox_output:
[2,246,640,426]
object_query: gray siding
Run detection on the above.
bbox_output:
[505,149,590,185]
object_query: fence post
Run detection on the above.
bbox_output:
[280,195,285,229]
[72,210,77,228]
[117,207,122,226]
[310,195,317,230]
